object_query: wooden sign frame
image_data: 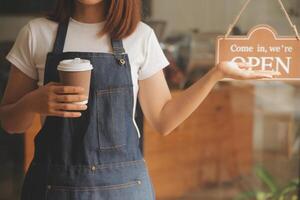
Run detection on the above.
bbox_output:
[216,25,300,80]
[216,0,300,81]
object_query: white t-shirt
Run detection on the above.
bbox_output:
[6,17,169,136]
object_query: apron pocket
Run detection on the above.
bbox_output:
[96,87,131,150]
[45,180,144,200]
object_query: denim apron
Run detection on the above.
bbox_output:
[20,20,155,200]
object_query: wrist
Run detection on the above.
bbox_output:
[19,91,37,114]
[210,66,224,82]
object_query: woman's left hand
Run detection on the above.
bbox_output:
[215,61,274,80]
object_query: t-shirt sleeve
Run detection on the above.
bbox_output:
[6,23,38,80]
[138,29,169,80]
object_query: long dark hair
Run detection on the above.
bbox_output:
[49,0,142,39]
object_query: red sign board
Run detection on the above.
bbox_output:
[216,25,300,80]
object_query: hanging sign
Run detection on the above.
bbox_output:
[216,25,300,80]
[216,0,300,80]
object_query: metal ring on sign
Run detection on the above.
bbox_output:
[119,58,126,65]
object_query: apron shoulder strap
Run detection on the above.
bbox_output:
[111,39,126,65]
[111,40,125,54]
[52,20,69,54]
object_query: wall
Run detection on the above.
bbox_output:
[0,16,35,42]
[151,0,300,36]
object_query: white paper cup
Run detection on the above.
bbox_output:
[57,58,93,105]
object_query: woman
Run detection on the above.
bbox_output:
[0,0,272,199]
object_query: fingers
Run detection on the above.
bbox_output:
[235,62,277,79]
[47,102,87,118]
[52,85,85,94]
[236,62,254,69]
[246,74,273,79]
[48,111,82,118]
[223,61,281,80]
[241,71,273,79]
[52,103,88,111]
[54,94,88,103]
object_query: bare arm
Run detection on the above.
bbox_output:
[0,66,38,133]
[138,62,273,136]
[0,66,88,134]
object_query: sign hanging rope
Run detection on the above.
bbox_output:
[225,0,300,40]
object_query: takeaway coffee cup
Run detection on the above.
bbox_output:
[57,58,93,105]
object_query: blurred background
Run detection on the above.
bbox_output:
[0,0,299,200]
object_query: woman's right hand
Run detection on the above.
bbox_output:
[27,82,88,118]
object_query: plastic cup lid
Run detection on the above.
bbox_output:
[57,58,93,72]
